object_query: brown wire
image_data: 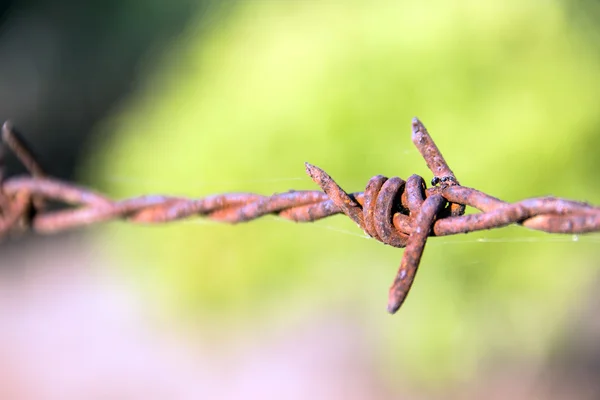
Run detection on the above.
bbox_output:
[1,119,599,314]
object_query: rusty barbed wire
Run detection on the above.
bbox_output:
[1,118,599,313]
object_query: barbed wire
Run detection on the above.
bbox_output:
[1,119,599,313]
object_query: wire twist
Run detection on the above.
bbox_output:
[1,119,599,313]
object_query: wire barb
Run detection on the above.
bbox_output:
[1,118,599,314]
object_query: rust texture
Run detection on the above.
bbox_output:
[1,118,599,314]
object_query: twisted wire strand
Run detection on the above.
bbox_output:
[1,119,599,313]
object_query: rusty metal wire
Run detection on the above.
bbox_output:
[1,119,599,313]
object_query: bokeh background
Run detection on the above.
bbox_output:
[1,0,600,399]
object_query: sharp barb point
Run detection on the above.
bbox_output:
[387,301,401,315]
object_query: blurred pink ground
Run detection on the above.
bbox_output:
[0,236,391,400]
[0,236,598,400]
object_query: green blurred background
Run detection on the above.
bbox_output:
[2,0,600,398]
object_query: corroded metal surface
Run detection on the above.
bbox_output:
[1,118,599,314]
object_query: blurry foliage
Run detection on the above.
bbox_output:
[0,0,218,177]
[86,0,600,386]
